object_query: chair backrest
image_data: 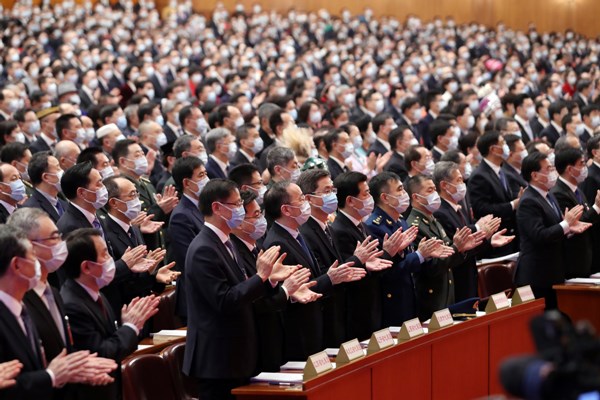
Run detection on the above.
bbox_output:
[161,342,199,400]
[122,354,178,400]
[152,287,183,331]
[477,262,515,298]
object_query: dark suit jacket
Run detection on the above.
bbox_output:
[163,124,179,144]
[330,212,380,340]
[263,222,332,361]
[149,74,167,99]
[22,189,67,224]
[0,203,10,224]
[502,163,528,201]
[581,163,600,273]
[326,157,347,181]
[230,150,255,169]
[78,89,95,112]
[515,187,566,295]
[168,196,204,318]
[23,287,70,362]
[28,137,52,154]
[530,118,546,138]
[467,160,518,257]
[383,152,408,182]
[231,234,287,372]
[367,139,389,157]
[432,147,443,163]
[133,176,167,251]
[0,302,53,400]
[540,123,561,146]
[182,226,270,380]
[61,279,138,400]
[417,112,435,149]
[551,179,600,278]
[205,156,227,180]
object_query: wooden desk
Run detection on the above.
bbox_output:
[554,283,600,333]
[233,299,544,400]
[122,328,187,361]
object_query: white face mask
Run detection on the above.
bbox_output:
[91,257,116,288]
[281,166,300,183]
[83,186,108,209]
[117,197,142,220]
[33,241,68,273]
[351,195,375,218]
[571,166,588,184]
[189,176,209,197]
[387,192,410,214]
[99,166,115,179]
[289,201,311,226]
[416,192,442,212]
[445,181,467,203]
[538,170,558,190]
[18,258,41,290]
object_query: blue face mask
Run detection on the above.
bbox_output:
[245,216,268,240]
[316,192,338,214]
[1,179,26,202]
[219,203,245,229]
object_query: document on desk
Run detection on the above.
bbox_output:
[566,278,600,285]
[589,273,600,279]
[325,348,339,357]
[477,252,519,265]
[281,362,336,370]
[251,372,303,384]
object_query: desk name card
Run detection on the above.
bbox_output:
[485,292,510,313]
[429,308,454,331]
[512,285,535,305]
[367,328,394,354]
[303,351,333,379]
[398,318,425,341]
[336,339,365,365]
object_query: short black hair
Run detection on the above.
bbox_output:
[228,163,260,188]
[63,228,101,279]
[548,101,566,121]
[28,151,52,185]
[0,225,29,277]
[333,171,368,208]
[477,131,501,157]
[372,112,392,134]
[77,147,104,168]
[430,119,452,145]
[172,156,203,193]
[263,181,291,221]
[0,142,29,164]
[112,139,136,167]
[405,145,425,167]
[297,169,331,195]
[55,113,78,140]
[522,151,547,182]
[587,135,600,159]
[388,126,410,151]
[61,161,93,200]
[369,171,401,206]
[554,148,583,175]
[199,179,238,217]
[323,129,345,153]
[240,189,258,208]
[406,174,432,197]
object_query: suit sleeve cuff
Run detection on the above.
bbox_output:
[46,368,56,387]
[123,322,139,336]
[593,204,600,214]
[559,220,570,235]
[415,250,425,263]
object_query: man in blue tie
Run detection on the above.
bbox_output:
[23,152,67,224]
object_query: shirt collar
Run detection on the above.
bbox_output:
[0,200,16,215]
[538,118,549,128]
[183,193,199,208]
[235,234,255,252]
[483,157,502,176]
[108,213,131,233]
[442,197,461,212]
[376,137,391,151]
[329,155,346,169]
[310,215,327,231]
[167,122,180,135]
[433,146,446,156]
[40,132,56,146]
[210,154,228,174]
[0,290,22,320]
[37,188,59,206]
[339,209,361,227]
[558,176,578,193]
[551,121,563,134]
[514,114,529,127]
[75,279,99,302]
[70,202,97,226]
[275,221,299,239]
[204,222,229,244]
[530,184,548,198]
[33,280,48,299]
[239,149,254,162]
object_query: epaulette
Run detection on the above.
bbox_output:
[373,215,382,225]
[23,180,33,188]
[385,218,393,226]
[140,177,151,183]
[411,216,420,227]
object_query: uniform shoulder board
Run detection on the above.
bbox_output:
[373,215,382,225]
[385,219,393,226]
[140,177,151,183]
[411,217,420,227]
[24,180,33,188]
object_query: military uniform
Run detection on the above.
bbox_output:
[365,207,426,326]
[406,208,467,321]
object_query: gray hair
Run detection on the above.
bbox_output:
[173,135,195,158]
[205,128,231,154]
[7,207,47,238]
[433,161,459,191]
[267,146,295,176]
[257,103,280,121]
[124,104,139,119]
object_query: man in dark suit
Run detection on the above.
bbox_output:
[61,228,159,400]
[551,148,600,278]
[367,112,395,156]
[297,170,384,345]
[432,162,514,301]
[29,107,60,155]
[503,135,529,197]
[263,181,363,359]
[383,126,417,182]
[407,175,486,320]
[430,119,457,162]
[324,129,351,181]
[0,225,114,400]
[22,152,67,224]
[0,163,26,224]
[365,172,448,326]
[205,128,236,179]
[513,94,536,144]
[417,90,444,149]
[228,163,268,207]
[168,157,207,320]
[540,101,567,146]
[103,176,176,319]
[515,152,591,309]
[530,99,551,138]
[582,135,600,273]
[467,131,521,257]
[231,124,263,169]
[183,179,280,400]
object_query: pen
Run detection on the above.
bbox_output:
[269,382,295,386]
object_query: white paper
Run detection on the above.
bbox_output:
[389,326,401,333]
[280,361,306,370]
[590,273,600,279]
[566,278,600,285]
[476,311,486,317]
[477,252,519,265]
[250,372,303,384]
[154,329,187,337]
[325,348,339,357]
[136,344,152,351]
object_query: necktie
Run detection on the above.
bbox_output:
[251,246,259,259]
[224,240,247,280]
[20,306,41,362]
[575,189,584,205]
[546,194,562,219]
[127,227,138,246]
[498,169,509,194]
[357,222,368,239]
[96,296,108,320]
[92,217,105,239]
[323,225,334,247]
[296,233,314,265]
[55,200,65,217]
[456,208,467,226]
[43,286,65,345]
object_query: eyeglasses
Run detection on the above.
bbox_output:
[287,195,307,206]
[221,200,244,208]
[32,232,63,242]
[312,188,337,195]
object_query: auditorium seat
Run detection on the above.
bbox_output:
[477,262,515,299]
[152,287,184,331]
[161,343,200,400]
[122,354,178,400]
